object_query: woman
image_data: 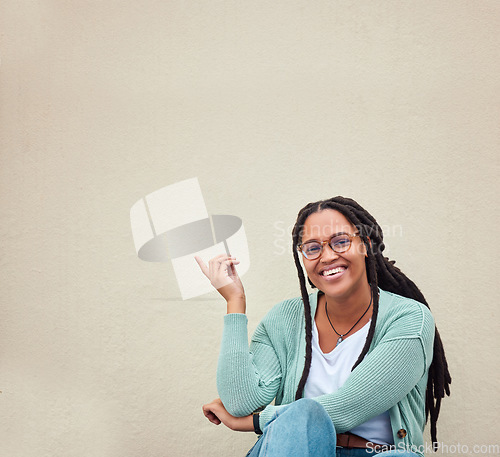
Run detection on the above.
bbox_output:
[195,196,451,457]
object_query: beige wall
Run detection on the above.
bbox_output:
[1,1,499,456]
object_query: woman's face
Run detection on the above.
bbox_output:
[300,209,369,300]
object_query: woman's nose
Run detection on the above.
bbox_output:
[320,244,339,262]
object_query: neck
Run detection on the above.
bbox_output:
[322,282,373,325]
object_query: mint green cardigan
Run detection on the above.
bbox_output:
[217,289,435,456]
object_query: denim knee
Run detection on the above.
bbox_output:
[287,398,336,432]
[248,399,337,457]
[293,398,327,415]
[293,398,324,414]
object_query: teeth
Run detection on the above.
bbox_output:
[322,267,345,276]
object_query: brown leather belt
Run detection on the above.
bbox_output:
[336,433,390,451]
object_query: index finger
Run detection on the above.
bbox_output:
[194,256,209,277]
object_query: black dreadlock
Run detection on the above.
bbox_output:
[291,196,451,450]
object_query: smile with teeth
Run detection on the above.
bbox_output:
[321,266,346,276]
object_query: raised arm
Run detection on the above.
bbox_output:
[196,254,281,428]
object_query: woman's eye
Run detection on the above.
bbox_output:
[304,244,321,255]
[332,236,350,248]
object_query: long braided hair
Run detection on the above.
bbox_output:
[292,196,451,449]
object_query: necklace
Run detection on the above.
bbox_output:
[325,293,373,347]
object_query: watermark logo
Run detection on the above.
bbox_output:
[366,441,500,455]
[130,177,250,299]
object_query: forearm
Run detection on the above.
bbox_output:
[317,337,426,431]
[259,337,428,432]
[202,398,254,432]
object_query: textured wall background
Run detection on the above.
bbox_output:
[1,1,499,456]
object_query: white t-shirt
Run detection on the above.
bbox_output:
[303,320,394,445]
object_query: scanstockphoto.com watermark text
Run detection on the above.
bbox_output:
[272,221,405,256]
[366,441,500,455]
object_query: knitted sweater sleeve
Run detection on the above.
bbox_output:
[260,301,435,432]
[217,313,282,417]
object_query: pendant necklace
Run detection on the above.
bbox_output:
[325,293,373,347]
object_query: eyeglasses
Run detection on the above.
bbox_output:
[297,233,361,260]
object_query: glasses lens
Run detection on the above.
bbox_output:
[301,242,322,259]
[330,235,351,253]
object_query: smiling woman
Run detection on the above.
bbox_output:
[299,210,371,302]
[195,196,451,457]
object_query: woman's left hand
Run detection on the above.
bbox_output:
[202,398,254,432]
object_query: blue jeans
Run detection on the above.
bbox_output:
[245,399,419,457]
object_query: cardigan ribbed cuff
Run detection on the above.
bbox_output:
[259,404,286,432]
